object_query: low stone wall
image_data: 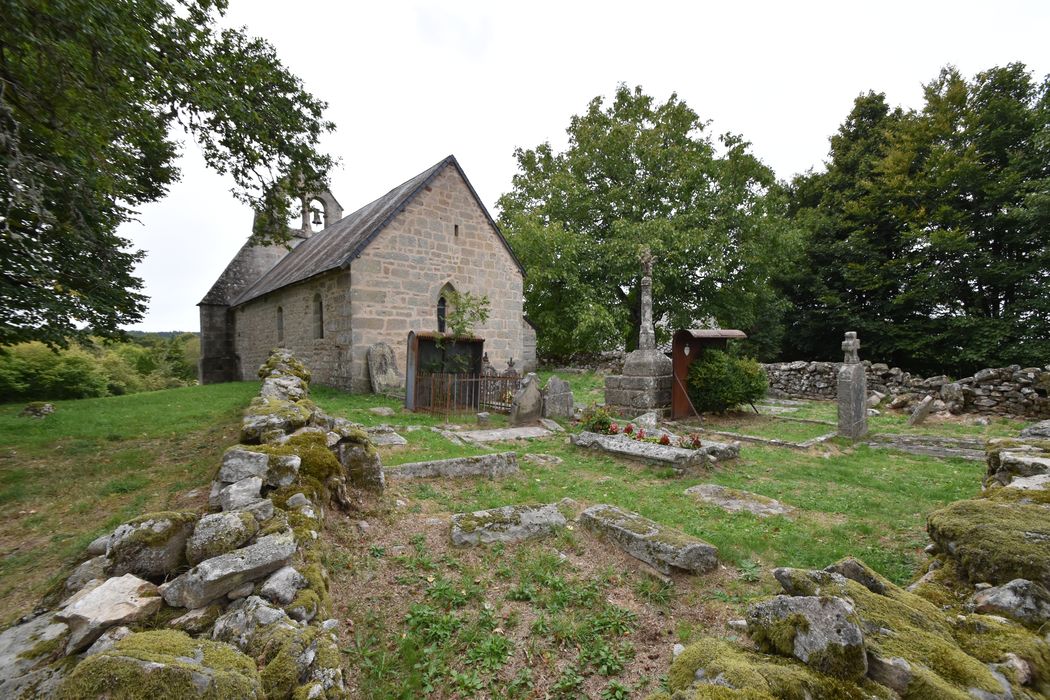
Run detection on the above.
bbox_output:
[763,360,1050,418]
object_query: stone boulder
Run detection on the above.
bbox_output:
[927,498,1050,588]
[747,595,867,680]
[107,512,198,580]
[161,532,296,609]
[260,373,308,402]
[64,555,110,594]
[1021,420,1050,439]
[55,574,163,653]
[185,512,259,566]
[969,578,1050,628]
[260,566,307,605]
[579,504,718,575]
[338,438,384,494]
[59,630,264,699]
[450,501,572,546]
[684,484,795,518]
[241,397,314,443]
[211,595,299,654]
[218,448,269,483]
[509,373,542,426]
[219,477,262,511]
[0,612,70,699]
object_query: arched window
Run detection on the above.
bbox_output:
[313,294,324,339]
[276,306,284,344]
[437,296,447,333]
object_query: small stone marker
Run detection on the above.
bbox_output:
[906,394,936,426]
[836,331,868,439]
[509,373,543,425]
[367,342,402,395]
[541,376,574,419]
[366,426,407,447]
[684,484,795,518]
[579,504,718,574]
[458,426,551,443]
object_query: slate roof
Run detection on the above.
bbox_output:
[230,155,523,307]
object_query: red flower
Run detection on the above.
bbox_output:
[624,423,634,435]
[636,428,646,440]
[609,422,619,434]
[659,433,670,445]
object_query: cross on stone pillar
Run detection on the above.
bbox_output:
[837,331,868,439]
[842,331,861,364]
[638,246,656,352]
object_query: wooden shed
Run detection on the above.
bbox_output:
[671,328,748,419]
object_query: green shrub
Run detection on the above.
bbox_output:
[581,404,613,433]
[686,350,767,413]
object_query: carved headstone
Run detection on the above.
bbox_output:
[367,343,401,394]
[837,332,868,439]
[510,373,543,426]
[542,376,574,419]
[907,395,936,427]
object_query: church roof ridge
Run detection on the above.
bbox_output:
[228,154,523,307]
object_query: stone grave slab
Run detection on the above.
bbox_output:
[510,373,542,425]
[450,500,574,546]
[579,504,718,574]
[366,426,408,447]
[570,431,738,472]
[457,426,552,443]
[542,376,574,419]
[384,452,519,480]
[367,343,401,395]
[684,484,796,518]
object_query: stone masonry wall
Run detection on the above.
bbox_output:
[233,270,353,389]
[764,360,1050,418]
[346,166,525,393]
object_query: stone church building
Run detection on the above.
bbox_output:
[198,155,536,392]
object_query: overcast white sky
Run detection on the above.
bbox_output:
[122,0,1050,332]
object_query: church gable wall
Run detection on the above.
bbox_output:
[348,166,524,392]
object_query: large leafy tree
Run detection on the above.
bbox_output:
[499,85,794,361]
[1,0,335,346]
[783,64,1050,375]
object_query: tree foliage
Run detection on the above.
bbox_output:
[781,64,1050,375]
[0,332,200,401]
[498,85,796,361]
[1,0,335,347]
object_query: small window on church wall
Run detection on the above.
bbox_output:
[437,296,447,333]
[313,294,324,339]
[454,224,459,237]
[277,306,284,344]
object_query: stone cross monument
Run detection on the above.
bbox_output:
[837,331,868,439]
[604,246,673,416]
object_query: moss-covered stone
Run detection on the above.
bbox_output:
[257,352,312,384]
[951,613,1050,691]
[58,630,263,699]
[927,498,1050,588]
[668,638,891,699]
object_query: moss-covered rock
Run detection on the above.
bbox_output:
[185,512,258,566]
[241,398,316,444]
[668,638,891,699]
[108,512,198,580]
[58,630,263,699]
[927,498,1050,588]
[258,350,311,384]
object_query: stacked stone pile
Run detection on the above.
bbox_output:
[764,360,1050,418]
[646,424,1050,699]
[0,349,373,699]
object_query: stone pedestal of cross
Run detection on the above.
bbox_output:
[837,331,868,439]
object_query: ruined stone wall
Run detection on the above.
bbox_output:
[232,270,353,389]
[347,166,525,393]
[763,360,1050,418]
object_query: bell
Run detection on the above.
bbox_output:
[311,208,323,227]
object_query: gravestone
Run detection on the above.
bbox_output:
[907,395,936,426]
[604,247,672,415]
[542,376,574,419]
[367,343,401,394]
[509,373,542,426]
[837,332,868,439]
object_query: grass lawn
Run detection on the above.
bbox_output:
[0,381,259,625]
